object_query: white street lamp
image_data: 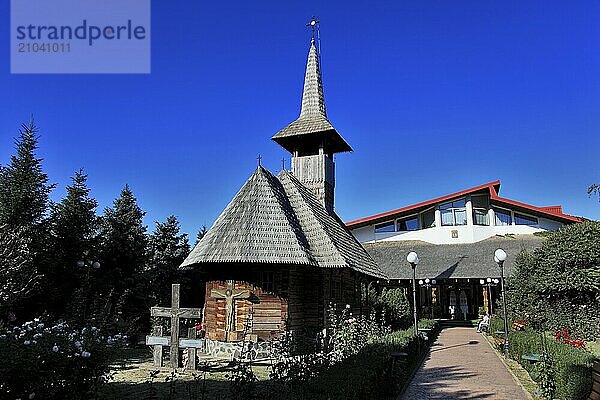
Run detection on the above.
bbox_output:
[407,252,419,335]
[495,248,510,358]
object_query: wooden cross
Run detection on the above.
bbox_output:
[150,284,202,368]
[210,280,251,341]
[146,327,205,370]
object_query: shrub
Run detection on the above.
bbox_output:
[286,329,424,400]
[488,315,505,335]
[377,287,411,328]
[418,318,438,331]
[269,305,426,399]
[508,222,600,341]
[0,318,126,399]
[507,330,595,400]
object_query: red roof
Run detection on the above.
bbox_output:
[345,180,582,228]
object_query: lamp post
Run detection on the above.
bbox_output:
[495,248,509,358]
[418,278,437,319]
[407,252,419,336]
[478,277,499,315]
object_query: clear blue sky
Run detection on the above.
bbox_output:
[1,0,599,238]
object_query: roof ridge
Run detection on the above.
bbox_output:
[277,170,347,267]
[278,170,385,278]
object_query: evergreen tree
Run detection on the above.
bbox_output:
[588,184,600,202]
[0,120,54,321]
[0,226,38,318]
[147,215,190,306]
[99,185,148,335]
[0,120,54,227]
[48,170,100,321]
[195,225,208,245]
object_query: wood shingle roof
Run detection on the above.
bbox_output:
[272,41,352,154]
[181,167,385,278]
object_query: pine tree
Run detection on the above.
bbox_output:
[0,226,39,317]
[0,120,54,321]
[48,170,99,321]
[195,225,208,246]
[99,185,148,334]
[147,215,190,306]
[0,120,54,227]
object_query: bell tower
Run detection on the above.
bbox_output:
[272,26,352,213]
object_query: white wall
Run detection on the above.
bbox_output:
[350,215,565,245]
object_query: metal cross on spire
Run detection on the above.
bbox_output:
[257,154,262,167]
[306,16,320,42]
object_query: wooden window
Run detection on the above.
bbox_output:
[331,279,342,302]
[260,271,274,292]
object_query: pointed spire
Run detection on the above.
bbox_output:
[272,37,352,154]
[299,41,327,118]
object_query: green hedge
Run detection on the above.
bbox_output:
[508,330,595,400]
[269,329,425,400]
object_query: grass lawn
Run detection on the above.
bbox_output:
[586,341,600,358]
[98,348,271,400]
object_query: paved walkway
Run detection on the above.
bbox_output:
[402,327,529,399]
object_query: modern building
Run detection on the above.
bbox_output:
[346,182,582,319]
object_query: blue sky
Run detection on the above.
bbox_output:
[1,0,598,237]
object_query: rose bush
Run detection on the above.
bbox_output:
[0,318,126,399]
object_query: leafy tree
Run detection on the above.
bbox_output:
[147,215,190,306]
[98,185,148,335]
[0,120,54,227]
[48,170,100,322]
[508,222,600,340]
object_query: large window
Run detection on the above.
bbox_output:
[494,208,512,226]
[374,221,395,233]
[515,213,538,226]
[397,216,419,231]
[472,195,489,226]
[421,209,435,228]
[440,198,467,226]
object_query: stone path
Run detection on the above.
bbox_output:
[401,327,529,399]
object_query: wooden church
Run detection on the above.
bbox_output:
[180,36,386,342]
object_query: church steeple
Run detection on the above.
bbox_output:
[272,29,352,155]
[272,24,352,213]
[299,40,327,118]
